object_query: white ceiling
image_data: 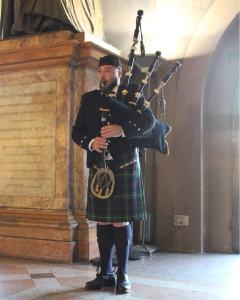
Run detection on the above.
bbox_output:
[101,0,239,60]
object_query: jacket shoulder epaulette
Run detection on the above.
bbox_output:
[82,89,100,99]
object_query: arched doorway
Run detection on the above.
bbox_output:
[231,76,240,253]
[203,14,239,253]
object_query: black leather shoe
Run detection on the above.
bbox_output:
[85,272,116,290]
[116,269,131,293]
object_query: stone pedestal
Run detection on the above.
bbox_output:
[0,31,124,262]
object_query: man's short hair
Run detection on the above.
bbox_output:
[98,55,122,72]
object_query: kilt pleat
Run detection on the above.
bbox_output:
[86,153,147,222]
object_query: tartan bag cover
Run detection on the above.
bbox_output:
[86,153,147,222]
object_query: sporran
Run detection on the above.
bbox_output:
[90,156,139,199]
[91,167,115,199]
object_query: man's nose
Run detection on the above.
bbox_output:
[100,76,106,82]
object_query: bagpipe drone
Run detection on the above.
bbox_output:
[91,10,181,199]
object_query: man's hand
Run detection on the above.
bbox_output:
[92,137,108,153]
[101,125,122,138]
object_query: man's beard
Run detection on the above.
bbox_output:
[100,79,118,94]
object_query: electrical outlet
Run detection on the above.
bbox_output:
[174,215,189,226]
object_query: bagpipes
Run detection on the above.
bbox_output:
[91,10,181,199]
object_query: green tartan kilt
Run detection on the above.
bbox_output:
[86,153,147,222]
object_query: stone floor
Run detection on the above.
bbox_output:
[0,251,239,300]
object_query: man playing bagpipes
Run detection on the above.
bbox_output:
[72,54,155,293]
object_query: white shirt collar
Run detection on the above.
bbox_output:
[100,85,119,95]
[112,86,119,94]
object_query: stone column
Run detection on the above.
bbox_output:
[0,31,124,262]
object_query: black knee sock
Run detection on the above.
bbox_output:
[113,224,132,274]
[97,224,114,273]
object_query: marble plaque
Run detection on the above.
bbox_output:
[0,81,57,197]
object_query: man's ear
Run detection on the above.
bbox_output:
[118,70,122,78]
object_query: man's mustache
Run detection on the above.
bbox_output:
[100,80,108,85]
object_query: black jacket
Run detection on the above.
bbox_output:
[72,84,155,168]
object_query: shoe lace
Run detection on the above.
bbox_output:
[117,266,127,280]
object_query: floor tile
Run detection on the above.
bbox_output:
[0,252,239,300]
